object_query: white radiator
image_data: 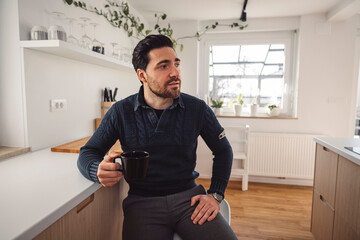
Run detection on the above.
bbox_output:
[248,133,317,179]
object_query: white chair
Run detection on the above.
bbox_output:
[225,125,250,191]
[173,199,231,240]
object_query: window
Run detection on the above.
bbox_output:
[199,31,298,117]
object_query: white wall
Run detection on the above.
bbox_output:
[0,0,27,147]
[18,0,147,150]
[23,49,139,150]
[170,20,200,97]
[0,0,147,149]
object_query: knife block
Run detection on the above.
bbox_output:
[101,101,116,119]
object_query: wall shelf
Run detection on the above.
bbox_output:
[20,40,133,72]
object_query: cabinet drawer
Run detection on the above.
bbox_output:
[311,190,334,240]
[314,144,338,207]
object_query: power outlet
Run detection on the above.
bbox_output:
[50,99,67,112]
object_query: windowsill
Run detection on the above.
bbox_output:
[216,113,297,120]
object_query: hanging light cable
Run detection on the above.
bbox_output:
[240,0,248,22]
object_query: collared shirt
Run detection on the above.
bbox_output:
[77,86,233,197]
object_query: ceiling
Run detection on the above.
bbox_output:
[128,0,347,22]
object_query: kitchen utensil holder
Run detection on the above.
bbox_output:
[101,101,116,118]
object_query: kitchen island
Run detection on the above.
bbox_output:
[0,148,128,240]
[311,137,360,240]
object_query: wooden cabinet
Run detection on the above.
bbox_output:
[311,144,337,240]
[313,144,338,207]
[34,179,128,240]
[311,143,360,240]
[311,191,335,240]
[333,156,360,240]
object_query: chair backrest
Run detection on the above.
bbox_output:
[220,199,231,225]
[224,125,249,158]
[173,199,231,240]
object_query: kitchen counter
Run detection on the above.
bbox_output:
[314,137,360,166]
[0,149,101,240]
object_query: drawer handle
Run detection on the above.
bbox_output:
[319,194,327,204]
[323,146,329,152]
[77,194,94,213]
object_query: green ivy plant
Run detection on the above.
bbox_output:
[63,0,247,51]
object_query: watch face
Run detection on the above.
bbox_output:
[214,193,224,201]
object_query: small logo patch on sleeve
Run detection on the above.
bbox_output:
[218,129,226,139]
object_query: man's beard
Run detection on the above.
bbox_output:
[148,77,181,99]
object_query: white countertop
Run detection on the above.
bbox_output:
[0,149,101,240]
[314,137,360,166]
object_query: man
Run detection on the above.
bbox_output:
[77,34,237,240]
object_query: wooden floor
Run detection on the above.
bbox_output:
[196,179,314,240]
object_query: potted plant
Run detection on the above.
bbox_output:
[211,99,223,116]
[268,104,280,116]
[233,93,244,116]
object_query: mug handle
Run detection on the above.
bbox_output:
[114,157,124,172]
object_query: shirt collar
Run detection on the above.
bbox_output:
[134,85,184,111]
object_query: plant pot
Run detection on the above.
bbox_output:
[214,108,221,116]
[250,104,258,116]
[269,107,281,117]
[234,104,242,116]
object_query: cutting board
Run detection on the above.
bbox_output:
[51,118,122,154]
[51,137,122,154]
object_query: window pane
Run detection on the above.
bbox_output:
[213,64,242,76]
[265,50,285,64]
[259,78,283,106]
[239,45,268,62]
[209,77,213,92]
[208,43,286,110]
[209,78,258,100]
[243,63,263,75]
[262,65,282,76]
[212,46,239,62]
[209,66,214,75]
[260,78,283,98]
[212,63,265,76]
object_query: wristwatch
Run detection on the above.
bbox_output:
[208,192,224,203]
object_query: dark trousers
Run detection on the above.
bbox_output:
[122,185,238,240]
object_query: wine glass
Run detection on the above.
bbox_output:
[89,23,101,47]
[121,47,132,64]
[48,12,67,41]
[78,17,92,49]
[110,42,119,59]
[65,17,78,45]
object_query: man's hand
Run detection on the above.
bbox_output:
[97,151,123,187]
[190,194,220,225]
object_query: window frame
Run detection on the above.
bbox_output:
[198,30,299,117]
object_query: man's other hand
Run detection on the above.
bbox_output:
[97,151,123,187]
[190,194,220,225]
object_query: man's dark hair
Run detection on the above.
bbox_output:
[132,34,174,72]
